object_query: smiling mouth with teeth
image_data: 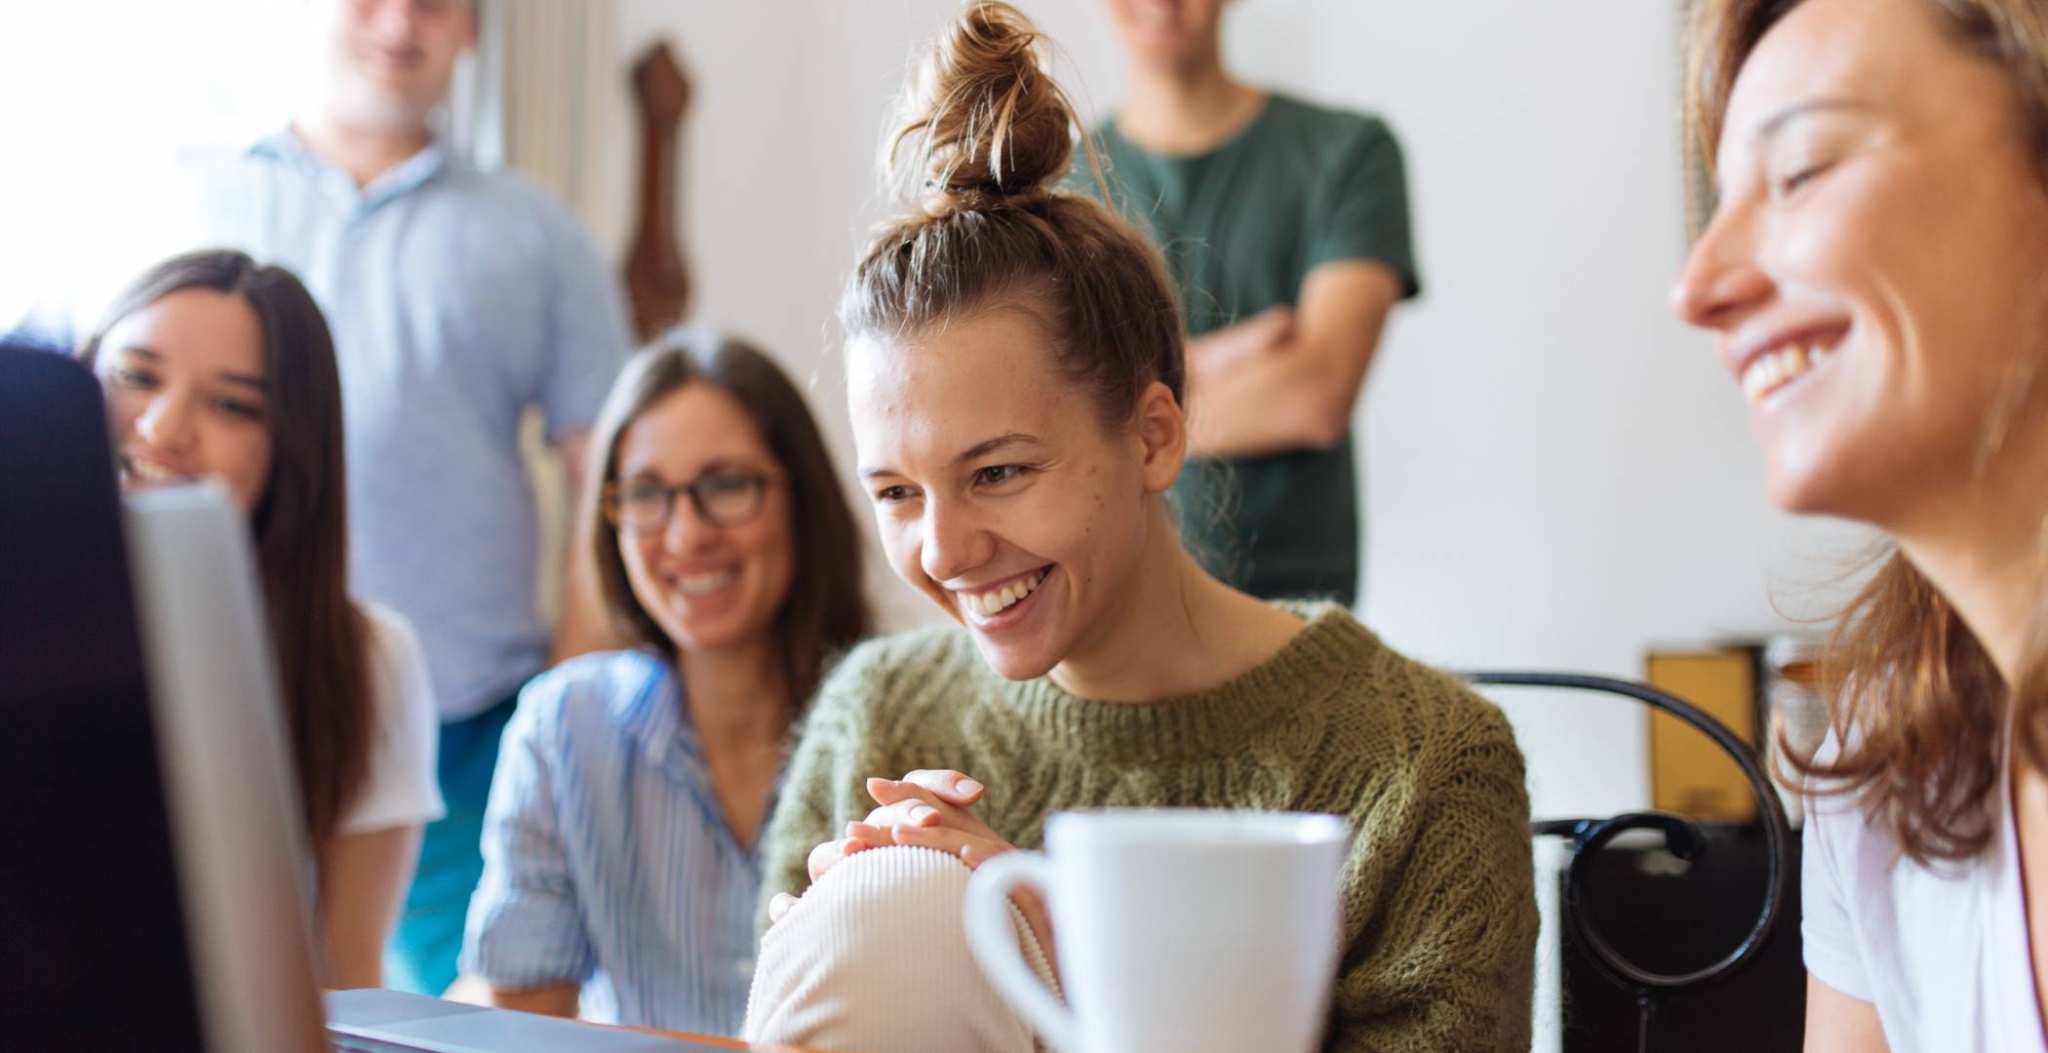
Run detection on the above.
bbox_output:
[1741,340,1840,404]
[121,454,197,487]
[959,568,1050,621]
[675,570,739,596]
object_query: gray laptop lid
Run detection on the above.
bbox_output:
[0,344,206,1049]
[125,482,328,1053]
[325,989,739,1052]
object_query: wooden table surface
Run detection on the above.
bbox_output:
[616,1022,830,1053]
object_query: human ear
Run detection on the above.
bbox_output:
[1131,380,1186,495]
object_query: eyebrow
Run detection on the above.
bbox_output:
[954,432,1041,463]
[621,458,769,481]
[858,432,1043,480]
[115,344,267,393]
[217,371,267,393]
[1753,98,1872,143]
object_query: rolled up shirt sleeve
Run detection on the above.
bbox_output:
[1309,117,1421,299]
[460,689,596,988]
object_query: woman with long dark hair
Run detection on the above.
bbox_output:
[1677,1,2048,1046]
[80,248,443,988]
[458,329,872,1034]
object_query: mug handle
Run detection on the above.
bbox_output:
[963,851,1078,1053]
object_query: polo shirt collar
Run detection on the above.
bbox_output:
[248,126,453,206]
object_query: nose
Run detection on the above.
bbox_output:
[134,392,196,454]
[659,493,719,554]
[362,0,419,40]
[919,496,991,587]
[1671,203,1772,332]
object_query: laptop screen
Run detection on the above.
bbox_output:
[0,344,206,1049]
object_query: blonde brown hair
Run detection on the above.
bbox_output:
[582,330,872,709]
[1685,0,2048,862]
[841,0,1186,426]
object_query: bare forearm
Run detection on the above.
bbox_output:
[1187,306,1293,382]
[550,544,612,661]
[323,924,388,991]
[486,982,581,1018]
[549,432,615,662]
[1804,976,1890,1053]
[1188,346,1366,458]
[1187,261,1402,459]
[319,826,423,989]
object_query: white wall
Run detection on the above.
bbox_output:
[590,1,1127,632]
[592,0,1866,823]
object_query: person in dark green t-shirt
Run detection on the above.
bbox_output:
[1079,0,1421,606]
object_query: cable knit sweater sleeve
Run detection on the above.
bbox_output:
[756,636,893,933]
[1324,662,1536,1053]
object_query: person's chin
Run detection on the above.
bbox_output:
[668,618,754,656]
[1137,48,1200,74]
[972,636,1060,683]
[331,85,433,132]
[1761,444,1871,521]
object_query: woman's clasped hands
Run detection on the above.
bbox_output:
[768,769,1051,953]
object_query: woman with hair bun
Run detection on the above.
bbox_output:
[742,5,1537,1051]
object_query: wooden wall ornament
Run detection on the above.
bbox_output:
[625,41,692,342]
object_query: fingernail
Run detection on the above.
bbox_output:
[909,804,936,822]
[956,777,983,796]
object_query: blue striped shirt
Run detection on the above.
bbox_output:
[462,650,766,1033]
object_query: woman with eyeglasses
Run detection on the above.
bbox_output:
[455,330,873,1032]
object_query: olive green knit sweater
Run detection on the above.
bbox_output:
[758,603,1537,1053]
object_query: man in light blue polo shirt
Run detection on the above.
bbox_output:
[184,0,633,994]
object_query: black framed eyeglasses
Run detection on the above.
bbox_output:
[603,470,774,533]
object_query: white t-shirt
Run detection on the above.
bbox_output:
[1802,726,2044,1051]
[336,603,446,835]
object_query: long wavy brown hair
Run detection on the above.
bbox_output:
[583,330,872,710]
[1685,0,2048,862]
[81,249,371,858]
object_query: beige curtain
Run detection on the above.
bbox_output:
[506,0,614,218]
[472,0,614,220]
[469,0,620,628]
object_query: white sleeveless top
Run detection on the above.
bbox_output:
[336,602,445,835]
[1802,723,2044,1051]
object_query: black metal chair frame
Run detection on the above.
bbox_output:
[1461,671,1794,1053]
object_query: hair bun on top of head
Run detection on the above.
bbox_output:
[889,1,1080,214]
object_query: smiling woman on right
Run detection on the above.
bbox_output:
[1674,0,2048,1048]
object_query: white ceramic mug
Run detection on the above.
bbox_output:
[963,809,1349,1053]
